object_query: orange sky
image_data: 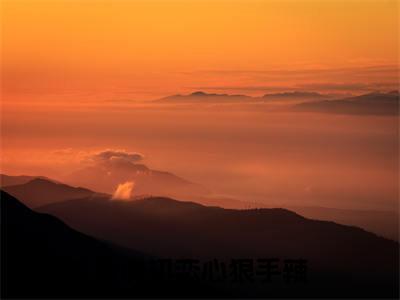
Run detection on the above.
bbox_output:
[1,0,399,101]
[0,1,399,211]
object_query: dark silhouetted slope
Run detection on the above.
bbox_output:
[1,191,224,298]
[285,205,399,242]
[38,196,399,297]
[1,190,144,298]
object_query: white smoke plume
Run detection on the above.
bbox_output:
[112,181,135,200]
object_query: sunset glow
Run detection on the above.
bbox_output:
[2,0,398,101]
[1,1,399,298]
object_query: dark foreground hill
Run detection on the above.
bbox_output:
[39,196,399,298]
[0,191,222,298]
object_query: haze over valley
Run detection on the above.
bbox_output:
[1,0,398,298]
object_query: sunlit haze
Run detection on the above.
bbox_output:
[1,0,399,213]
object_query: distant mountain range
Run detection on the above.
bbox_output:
[155,91,254,103]
[154,91,400,115]
[155,91,333,103]
[294,91,399,115]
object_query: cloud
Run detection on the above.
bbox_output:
[183,65,398,78]
[92,149,143,163]
[82,149,147,172]
[188,81,398,95]
[50,148,147,174]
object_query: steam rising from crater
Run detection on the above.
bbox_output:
[112,181,135,200]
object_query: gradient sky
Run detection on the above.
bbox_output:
[1,0,399,211]
[2,0,399,101]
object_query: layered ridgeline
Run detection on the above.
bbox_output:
[2,168,208,206]
[38,195,399,297]
[1,188,398,297]
[1,191,221,298]
[3,174,398,241]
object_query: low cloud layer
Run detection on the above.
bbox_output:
[183,65,398,95]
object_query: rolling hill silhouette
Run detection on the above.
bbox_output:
[182,194,398,241]
[3,189,398,297]
[38,196,399,297]
[2,178,99,208]
[284,205,399,242]
[0,173,56,187]
[4,174,397,242]
[294,91,399,115]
